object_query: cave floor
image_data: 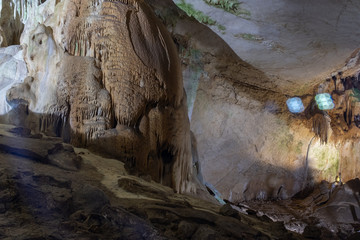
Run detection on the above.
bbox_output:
[0,123,359,239]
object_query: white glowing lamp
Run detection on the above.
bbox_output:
[286,97,304,113]
[315,93,335,110]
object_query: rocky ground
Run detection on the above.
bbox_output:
[244,180,360,239]
[0,123,307,240]
[0,123,360,239]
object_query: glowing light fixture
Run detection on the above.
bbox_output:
[315,93,335,110]
[286,97,304,113]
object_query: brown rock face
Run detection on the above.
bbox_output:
[148,0,360,202]
[0,1,23,47]
[5,0,194,193]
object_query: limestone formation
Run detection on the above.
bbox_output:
[0,45,27,114]
[1,0,195,193]
[0,0,359,207]
[1,0,360,238]
[0,0,24,46]
[148,0,360,202]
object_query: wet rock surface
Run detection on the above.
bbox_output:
[0,124,306,239]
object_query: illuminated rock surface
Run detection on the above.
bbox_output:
[0,0,360,239]
[0,45,27,114]
[148,0,360,204]
[1,0,195,193]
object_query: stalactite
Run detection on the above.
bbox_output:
[313,113,330,144]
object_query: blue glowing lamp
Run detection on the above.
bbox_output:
[315,93,335,110]
[286,97,305,113]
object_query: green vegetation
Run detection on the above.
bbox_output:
[276,129,294,151]
[218,24,226,31]
[311,144,340,180]
[204,0,251,19]
[176,0,216,25]
[175,0,226,32]
[295,141,303,154]
[280,133,294,149]
[350,88,360,102]
[234,33,263,42]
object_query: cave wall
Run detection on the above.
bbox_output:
[0,0,359,201]
[147,0,360,202]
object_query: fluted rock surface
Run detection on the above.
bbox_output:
[1,0,195,193]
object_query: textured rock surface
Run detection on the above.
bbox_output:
[0,0,24,47]
[0,124,357,238]
[245,179,360,239]
[1,0,195,193]
[0,123,306,240]
[0,0,359,222]
[173,0,360,93]
[148,0,360,202]
[0,1,359,236]
[0,45,27,114]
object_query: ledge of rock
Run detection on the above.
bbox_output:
[0,125,81,170]
[0,123,306,240]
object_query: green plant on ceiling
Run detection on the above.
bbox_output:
[204,0,251,19]
[350,88,360,102]
[235,33,262,42]
[176,0,216,25]
[175,0,226,32]
[205,0,238,11]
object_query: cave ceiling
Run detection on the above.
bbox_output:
[174,0,360,93]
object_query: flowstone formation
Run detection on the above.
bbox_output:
[0,0,195,193]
